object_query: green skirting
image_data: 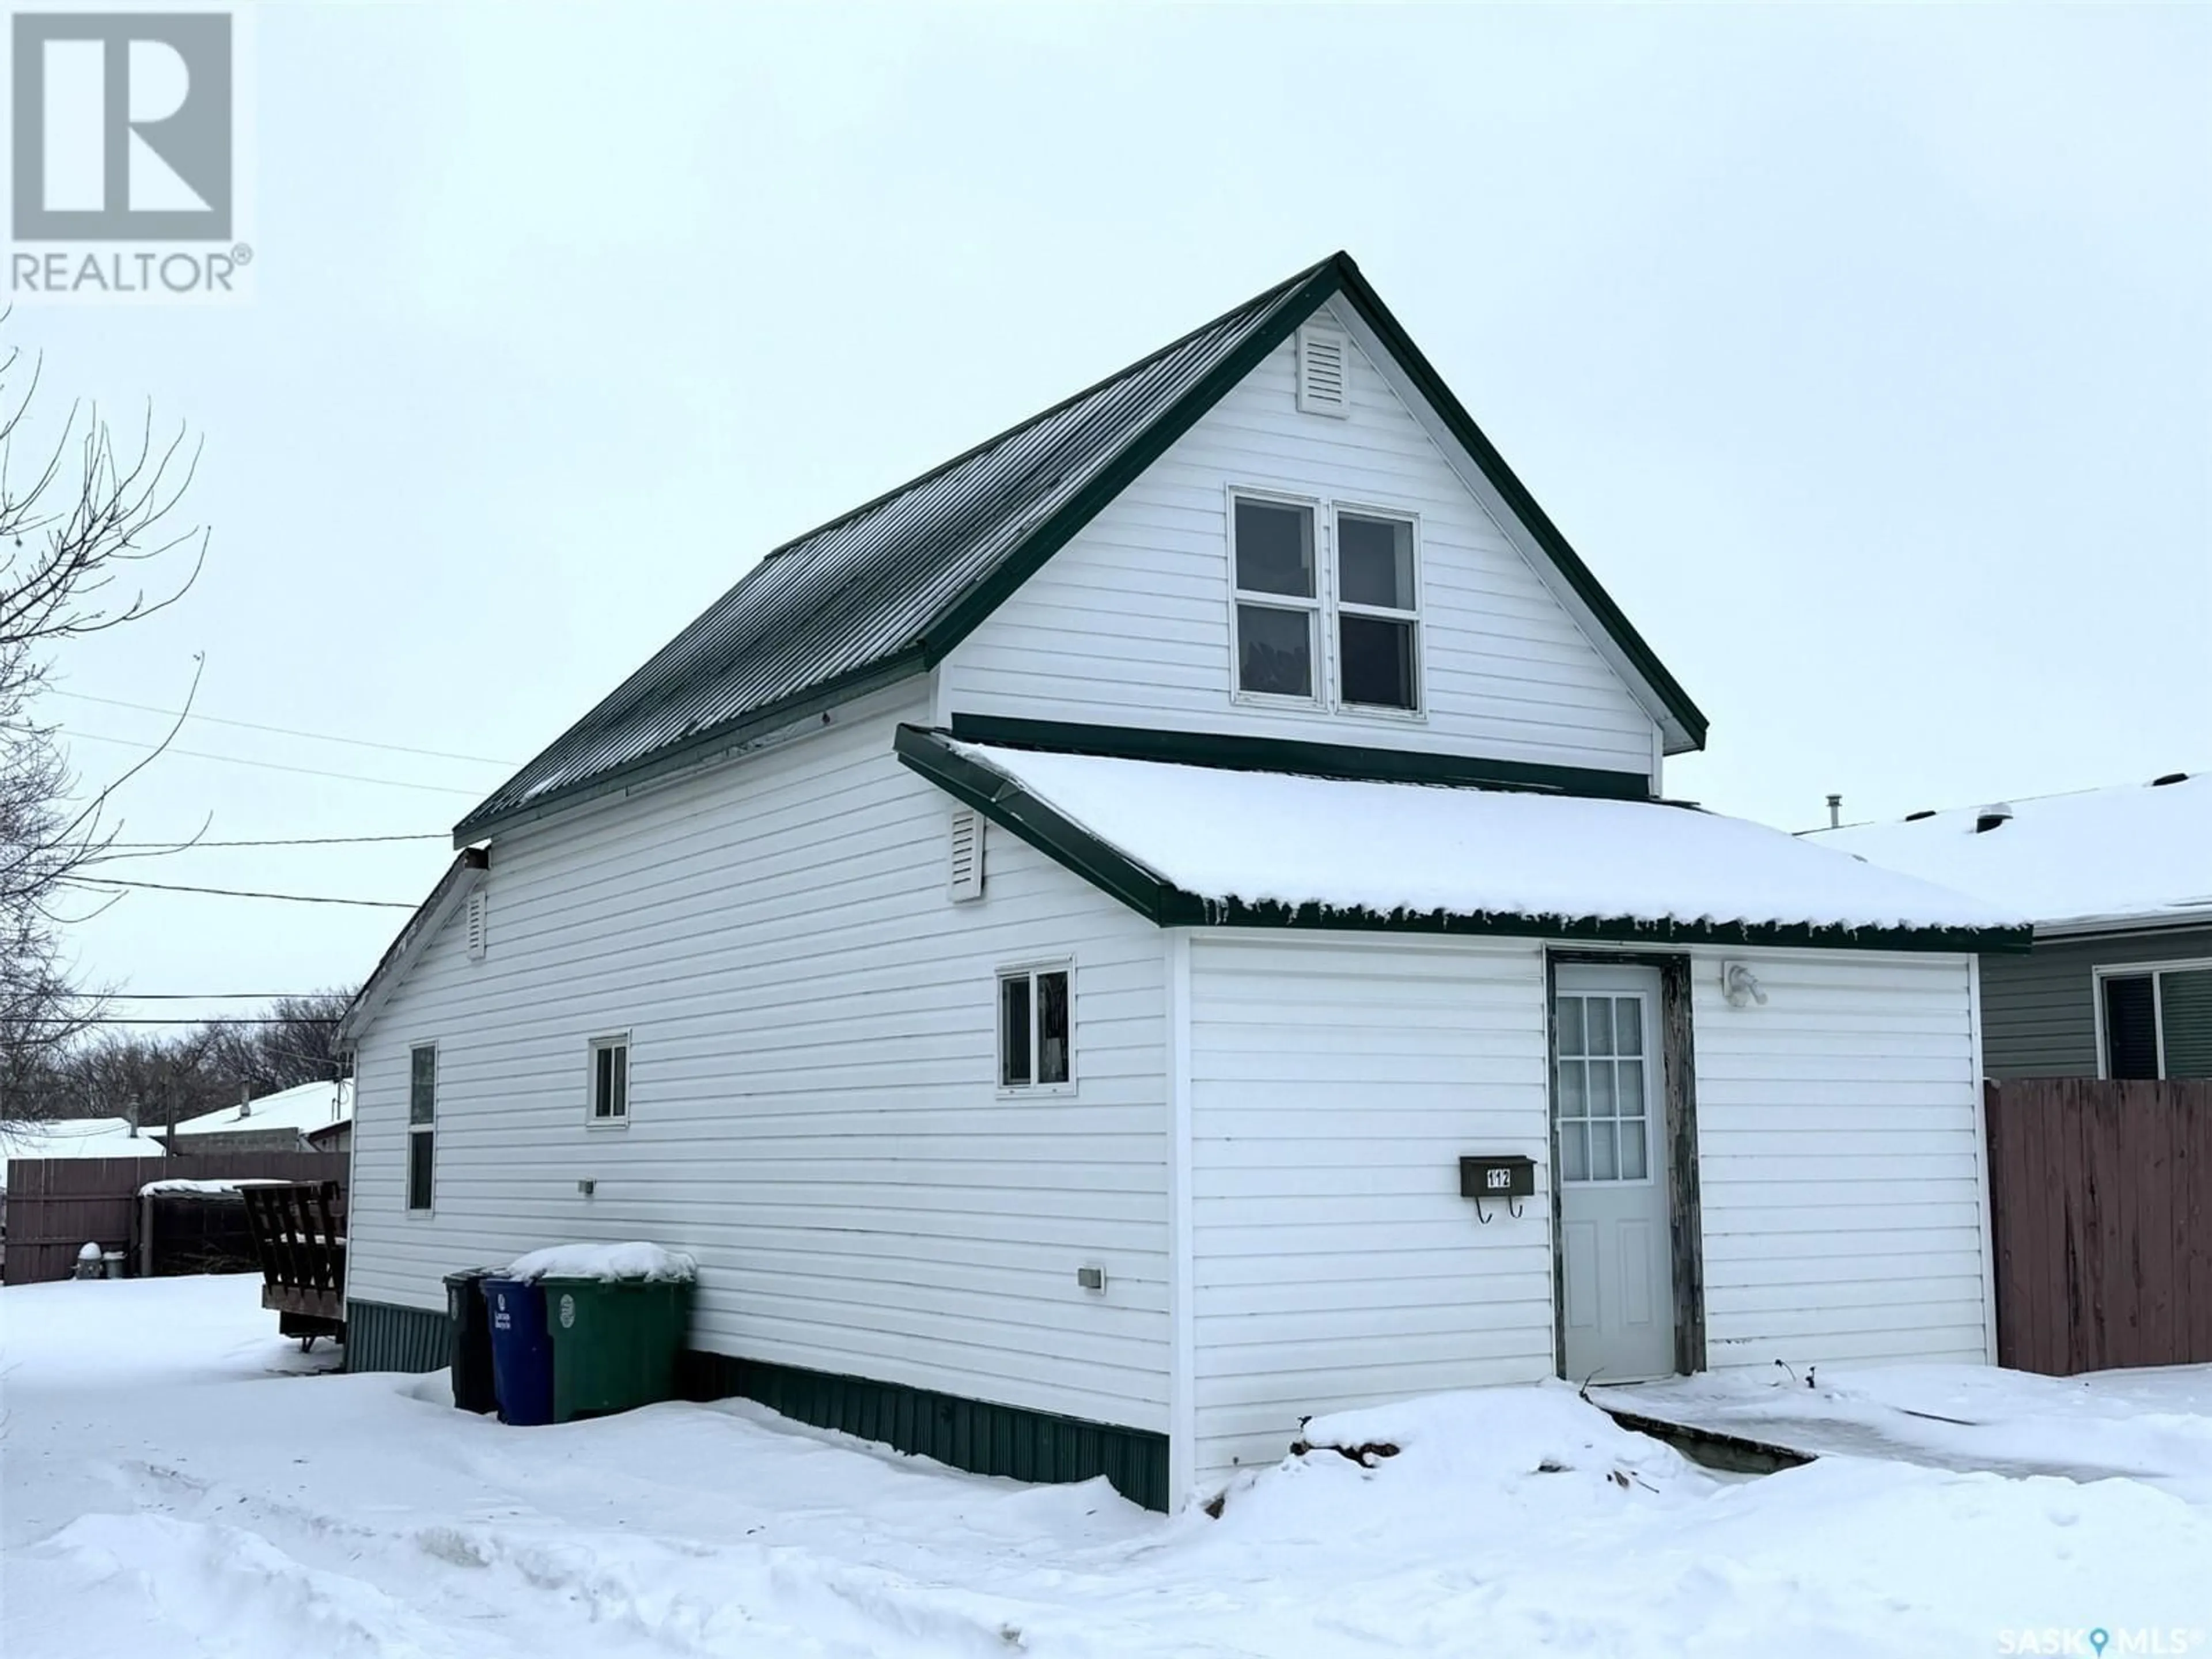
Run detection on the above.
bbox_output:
[345,1298,450,1373]
[343,1298,1171,1512]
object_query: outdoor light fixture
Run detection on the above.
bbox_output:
[1722,963,1768,1008]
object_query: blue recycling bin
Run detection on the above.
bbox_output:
[481,1277,554,1426]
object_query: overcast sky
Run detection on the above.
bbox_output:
[16,3,2209,1029]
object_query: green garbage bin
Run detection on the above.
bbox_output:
[540,1275,691,1422]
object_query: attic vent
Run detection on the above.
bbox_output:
[2152,771,2190,786]
[1974,804,2013,835]
[1296,325,1350,418]
[465,890,488,960]
[948,809,984,903]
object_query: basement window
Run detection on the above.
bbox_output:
[407,1043,436,1212]
[999,964,1072,1091]
[589,1035,630,1123]
[2101,963,2212,1080]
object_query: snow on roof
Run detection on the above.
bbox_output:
[950,743,2025,937]
[1814,772,2211,930]
[0,1118,166,1165]
[165,1078,354,1141]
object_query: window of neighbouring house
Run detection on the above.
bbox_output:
[1335,509,1421,711]
[408,1043,436,1211]
[2101,964,2212,1080]
[1231,497,1319,700]
[998,964,1071,1090]
[590,1035,630,1123]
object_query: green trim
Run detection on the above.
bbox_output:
[344,1298,450,1374]
[453,651,927,845]
[679,1350,1171,1512]
[1323,257,1710,751]
[946,714,1652,800]
[917,268,1339,664]
[897,726,2034,955]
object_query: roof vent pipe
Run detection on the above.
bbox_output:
[2152,771,2189,786]
[1825,794,1841,830]
[1974,804,2014,834]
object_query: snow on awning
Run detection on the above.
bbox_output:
[899,732,2029,949]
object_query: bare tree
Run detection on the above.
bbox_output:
[0,333,206,1122]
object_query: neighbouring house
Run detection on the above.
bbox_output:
[1817,773,2211,1081]
[336,252,2026,1509]
[159,1079,355,1156]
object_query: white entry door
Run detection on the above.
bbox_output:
[1555,964,1675,1382]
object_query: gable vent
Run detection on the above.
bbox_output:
[1296,325,1350,418]
[948,809,984,902]
[465,889,488,960]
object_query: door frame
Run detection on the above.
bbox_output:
[1545,949,1707,1380]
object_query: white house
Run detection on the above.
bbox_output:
[160,1078,355,1154]
[336,253,2025,1509]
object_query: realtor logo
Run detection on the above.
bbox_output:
[11,12,233,241]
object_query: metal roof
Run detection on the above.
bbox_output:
[454,251,1708,842]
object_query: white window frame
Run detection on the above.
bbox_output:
[1552,987,1660,1188]
[1227,488,1324,710]
[1330,501,1425,720]
[1225,486,1427,723]
[587,1031,631,1126]
[406,1041,436,1215]
[996,959,1075,1097]
[2092,958,2212,1080]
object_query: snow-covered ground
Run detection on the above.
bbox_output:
[5,1276,2210,1659]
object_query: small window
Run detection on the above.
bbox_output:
[407,1043,436,1211]
[590,1035,630,1122]
[2104,964,2212,1080]
[998,964,1071,1090]
[1335,510,1419,711]
[1232,498,1319,700]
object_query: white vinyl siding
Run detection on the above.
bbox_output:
[1691,948,1992,1369]
[346,689,1172,1433]
[1185,935,1555,1483]
[940,301,1662,781]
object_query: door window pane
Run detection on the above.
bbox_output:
[1616,999,1643,1056]
[1586,1002,1615,1056]
[1590,1123,1618,1181]
[1617,1059,1645,1117]
[1557,1059,1586,1116]
[2160,969,2212,1080]
[1588,1063,1616,1118]
[1336,513,1414,609]
[1619,1119,1649,1181]
[1233,499,1315,597]
[1559,1121,1589,1182]
[1557,997,1585,1058]
[1236,605,1313,698]
[1338,615,1416,709]
[2103,975,2158,1079]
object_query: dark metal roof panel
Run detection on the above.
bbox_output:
[455,259,1334,839]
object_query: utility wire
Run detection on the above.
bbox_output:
[5,1015,344,1026]
[75,991,351,1001]
[44,689,519,767]
[98,832,448,850]
[54,729,494,796]
[66,876,416,908]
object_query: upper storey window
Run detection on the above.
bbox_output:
[1230,494,1422,715]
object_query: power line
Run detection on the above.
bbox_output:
[98,832,448,850]
[45,689,520,767]
[66,876,416,908]
[6,1015,340,1025]
[55,729,494,796]
[79,991,350,1001]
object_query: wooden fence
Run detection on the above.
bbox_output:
[1985,1078,2212,1375]
[2,1153,349,1286]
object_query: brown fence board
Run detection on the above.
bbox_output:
[2,1152,347,1286]
[1987,1078,2212,1375]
